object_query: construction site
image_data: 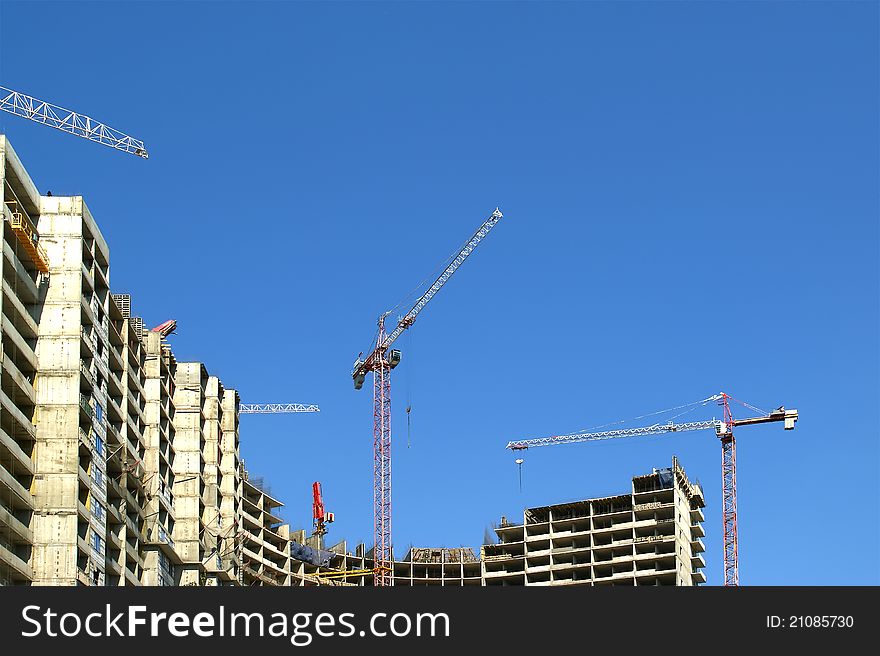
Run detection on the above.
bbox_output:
[0,83,801,588]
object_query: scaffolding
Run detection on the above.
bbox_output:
[4,198,49,273]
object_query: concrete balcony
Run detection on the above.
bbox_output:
[691,554,706,569]
[0,389,35,439]
[80,326,96,358]
[81,294,96,325]
[592,568,634,583]
[81,261,94,290]
[692,570,707,584]
[109,323,124,350]
[525,563,551,573]
[483,564,526,577]
[2,240,39,304]
[0,541,34,582]
[105,528,123,551]
[157,484,174,512]
[79,393,94,420]
[691,538,706,553]
[93,315,109,345]
[105,500,123,525]
[123,565,140,587]
[0,426,34,478]
[2,314,36,367]
[108,344,123,373]
[2,279,38,339]
[124,540,145,569]
[2,354,36,406]
[526,547,552,558]
[76,568,91,586]
[104,556,123,579]
[80,361,95,389]
[0,499,32,544]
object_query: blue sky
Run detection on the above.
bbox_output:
[1,1,877,585]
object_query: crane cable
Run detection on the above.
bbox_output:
[405,330,414,448]
[570,395,722,435]
[569,393,772,437]
[384,224,472,321]
[361,214,485,361]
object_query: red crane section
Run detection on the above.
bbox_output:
[312,482,334,547]
[151,319,177,337]
[312,482,326,526]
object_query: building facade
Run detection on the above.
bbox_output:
[0,135,43,586]
[240,473,292,586]
[481,457,706,586]
[0,136,246,586]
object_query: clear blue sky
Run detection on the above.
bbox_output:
[1,1,877,585]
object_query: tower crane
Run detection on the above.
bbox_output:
[506,392,798,586]
[353,208,504,586]
[1,85,148,158]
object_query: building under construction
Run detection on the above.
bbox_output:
[276,456,706,587]
[481,457,705,586]
[0,134,710,587]
[0,131,750,588]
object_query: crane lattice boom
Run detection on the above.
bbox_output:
[239,403,320,414]
[353,208,503,384]
[0,85,148,158]
[507,419,722,451]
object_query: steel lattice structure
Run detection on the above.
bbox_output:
[372,323,393,586]
[0,85,148,158]
[353,208,504,586]
[719,394,739,586]
[379,208,503,351]
[239,403,320,414]
[506,418,722,451]
[506,392,797,586]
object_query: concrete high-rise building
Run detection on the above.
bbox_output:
[240,473,292,586]
[0,136,44,586]
[481,457,706,586]
[218,388,241,579]
[171,362,239,586]
[31,192,116,586]
[105,294,150,586]
[0,136,245,587]
[29,192,152,587]
[140,329,178,586]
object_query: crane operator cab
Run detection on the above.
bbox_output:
[352,349,401,390]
